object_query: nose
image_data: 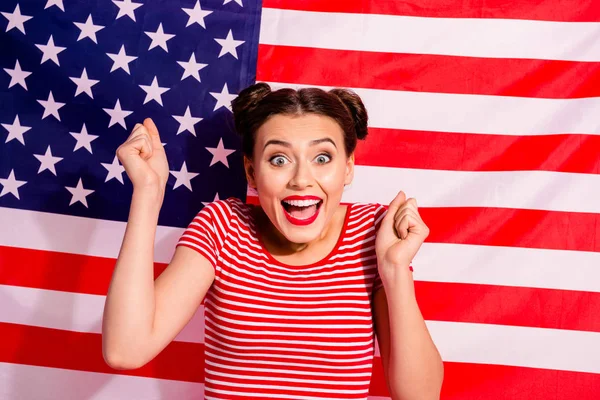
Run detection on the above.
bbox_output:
[288,159,313,189]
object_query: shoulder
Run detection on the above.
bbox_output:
[347,202,386,228]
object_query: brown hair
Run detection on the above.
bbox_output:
[231,82,368,158]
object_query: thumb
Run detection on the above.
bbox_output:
[143,118,162,150]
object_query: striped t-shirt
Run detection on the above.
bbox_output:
[177,197,387,399]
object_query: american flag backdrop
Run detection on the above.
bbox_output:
[1,0,600,399]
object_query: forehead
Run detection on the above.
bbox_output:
[255,113,344,145]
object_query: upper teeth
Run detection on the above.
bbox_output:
[284,199,320,207]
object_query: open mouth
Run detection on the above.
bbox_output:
[281,199,323,225]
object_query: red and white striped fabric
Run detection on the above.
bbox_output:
[177,197,385,399]
[2,1,599,399]
[253,0,600,399]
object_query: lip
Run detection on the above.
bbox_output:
[281,195,323,226]
[282,195,322,201]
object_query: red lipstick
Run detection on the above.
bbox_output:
[281,195,322,226]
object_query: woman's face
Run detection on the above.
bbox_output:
[245,113,354,245]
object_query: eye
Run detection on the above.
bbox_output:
[314,154,331,164]
[269,155,289,167]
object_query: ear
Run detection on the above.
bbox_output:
[243,156,257,188]
[344,153,355,185]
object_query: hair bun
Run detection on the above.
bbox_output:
[231,83,272,136]
[329,88,368,140]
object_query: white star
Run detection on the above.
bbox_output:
[4,60,32,90]
[209,83,236,112]
[182,1,212,28]
[101,155,125,183]
[205,138,235,168]
[0,170,27,200]
[70,68,100,98]
[202,193,220,207]
[107,45,137,74]
[65,178,94,208]
[103,99,133,128]
[45,0,65,11]
[139,76,170,106]
[223,0,243,6]
[177,53,207,82]
[33,146,63,175]
[35,36,67,66]
[172,106,202,136]
[2,115,31,145]
[145,23,175,52]
[112,0,142,22]
[70,124,99,154]
[170,162,199,191]
[1,4,33,34]
[214,29,244,59]
[74,14,104,44]
[37,91,66,121]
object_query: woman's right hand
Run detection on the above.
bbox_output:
[116,118,169,195]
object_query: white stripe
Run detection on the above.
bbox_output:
[0,285,205,344]
[204,342,374,364]
[205,379,367,395]
[0,206,179,263]
[218,265,371,291]
[0,362,204,400]
[429,320,600,373]
[215,276,368,298]
[206,366,371,384]
[214,285,371,305]
[414,243,600,293]
[205,349,372,369]
[205,313,373,338]
[345,167,600,214]
[216,296,371,314]
[206,389,365,400]
[260,8,600,62]
[205,303,372,327]
[264,81,600,135]
[205,324,374,353]
[220,248,376,284]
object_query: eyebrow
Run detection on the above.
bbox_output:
[263,138,337,150]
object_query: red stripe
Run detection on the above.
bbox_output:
[242,205,600,253]
[263,0,600,22]
[423,207,600,253]
[257,45,600,99]
[369,360,600,399]
[0,322,204,383]
[416,282,600,333]
[4,246,599,332]
[354,129,600,175]
[0,245,167,295]
[6,323,599,399]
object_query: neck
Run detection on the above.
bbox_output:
[254,206,340,257]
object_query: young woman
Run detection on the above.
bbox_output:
[102,83,444,399]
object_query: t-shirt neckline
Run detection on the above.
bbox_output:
[253,203,353,268]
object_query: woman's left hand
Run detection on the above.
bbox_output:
[375,191,429,280]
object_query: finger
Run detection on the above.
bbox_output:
[394,213,413,240]
[127,123,144,139]
[396,198,421,217]
[143,118,163,150]
[131,136,153,160]
[385,191,407,221]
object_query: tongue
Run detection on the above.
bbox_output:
[288,204,317,219]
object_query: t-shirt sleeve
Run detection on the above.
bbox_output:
[373,205,387,293]
[372,204,413,293]
[176,199,232,268]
